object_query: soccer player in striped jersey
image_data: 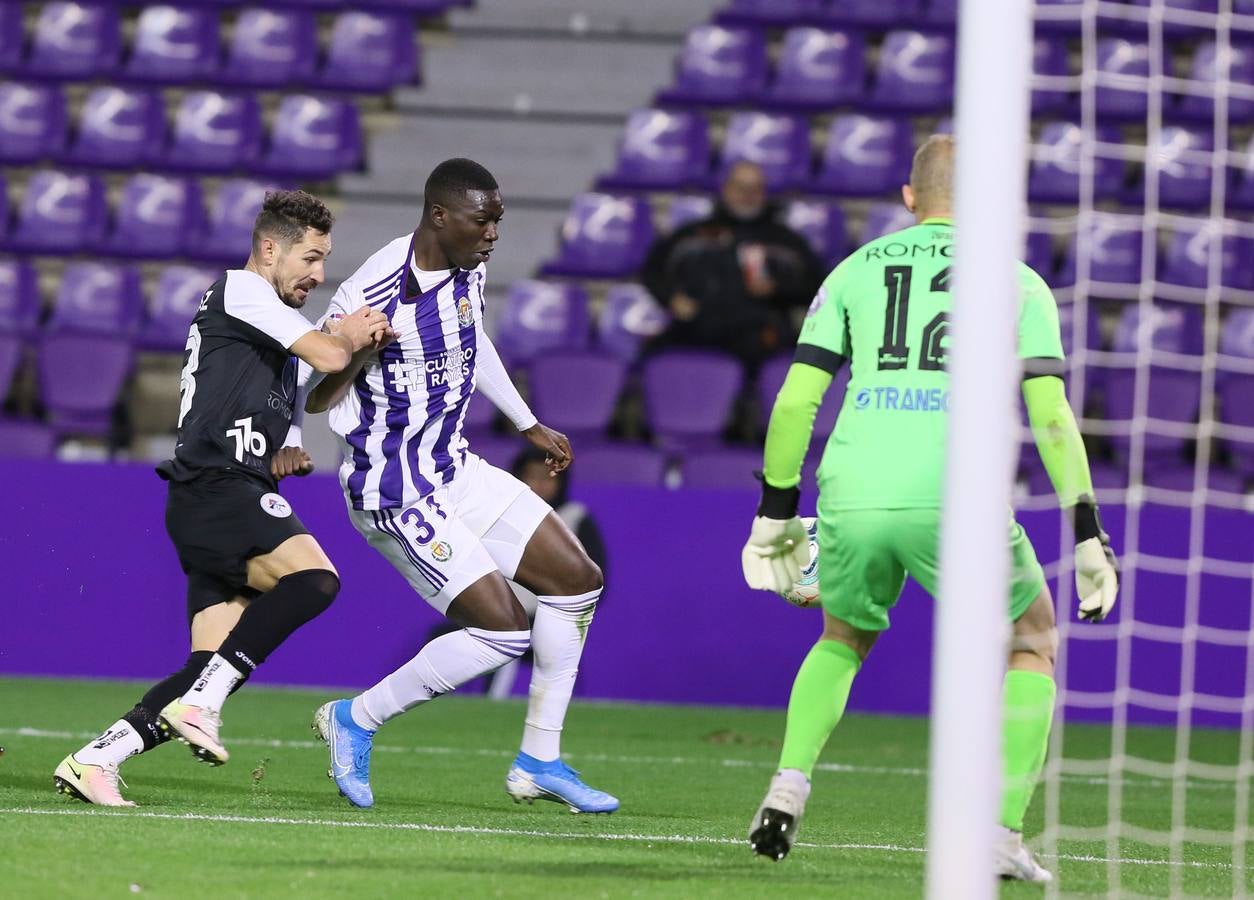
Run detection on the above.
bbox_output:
[740,136,1119,879]
[306,159,617,814]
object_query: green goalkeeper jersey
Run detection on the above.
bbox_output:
[798,217,1064,510]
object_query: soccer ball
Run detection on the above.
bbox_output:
[780,517,820,609]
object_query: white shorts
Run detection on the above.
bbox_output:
[349,453,552,614]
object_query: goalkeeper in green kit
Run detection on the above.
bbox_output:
[740,135,1119,882]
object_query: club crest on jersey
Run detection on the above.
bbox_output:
[806,286,827,318]
[430,541,453,562]
[456,295,474,328]
[260,493,293,518]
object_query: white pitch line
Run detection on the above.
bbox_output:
[0,807,1234,872]
[0,727,1231,791]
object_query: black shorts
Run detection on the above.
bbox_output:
[165,470,310,618]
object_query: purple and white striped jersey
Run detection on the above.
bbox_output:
[324,233,492,510]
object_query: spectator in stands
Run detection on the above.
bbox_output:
[641,160,822,370]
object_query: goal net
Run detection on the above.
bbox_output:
[1027,0,1254,895]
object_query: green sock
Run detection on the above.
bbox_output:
[1000,669,1056,830]
[777,640,862,777]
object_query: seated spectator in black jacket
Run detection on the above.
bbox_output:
[641,161,823,370]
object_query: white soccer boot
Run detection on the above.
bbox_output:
[995,826,1054,883]
[748,769,811,861]
[53,754,135,807]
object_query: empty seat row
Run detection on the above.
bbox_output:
[653,24,1254,121]
[594,107,1254,212]
[0,1,424,88]
[0,84,361,178]
[0,173,279,263]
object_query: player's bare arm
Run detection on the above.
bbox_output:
[304,315,397,414]
[522,423,573,475]
[291,306,391,375]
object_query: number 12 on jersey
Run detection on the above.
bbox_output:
[877,265,950,372]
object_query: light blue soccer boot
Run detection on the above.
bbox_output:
[505,751,620,814]
[313,700,375,808]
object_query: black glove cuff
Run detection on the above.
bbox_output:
[755,472,800,519]
[1073,500,1104,543]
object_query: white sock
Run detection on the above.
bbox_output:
[350,628,531,731]
[75,719,144,768]
[521,590,599,761]
[179,653,245,712]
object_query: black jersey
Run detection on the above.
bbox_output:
[157,269,316,488]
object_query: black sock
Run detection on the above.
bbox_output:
[123,650,214,751]
[215,569,339,675]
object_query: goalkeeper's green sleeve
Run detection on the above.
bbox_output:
[1022,374,1094,508]
[762,363,833,490]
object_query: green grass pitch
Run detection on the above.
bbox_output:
[0,677,1245,898]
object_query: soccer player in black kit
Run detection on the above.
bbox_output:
[54,191,392,805]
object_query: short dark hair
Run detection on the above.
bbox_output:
[251,190,334,251]
[423,158,498,215]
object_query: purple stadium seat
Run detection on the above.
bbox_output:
[642,350,742,449]
[48,263,144,336]
[26,3,121,81]
[316,12,418,93]
[124,6,219,84]
[596,284,668,362]
[868,31,955,113]
[0,260,41,335]
[814,114,913,196]
[784,199,848,266]
[541,194,654,279]
[657,25,767,105]
[714,112,810,191]
[1104,303,1203,462]
[598,109,710,191]
[0,333,22,402]
[529,352,627,437]
[860,203,917,243]
[168,91,263,173]
[1056,214,1144,286]
[919,0,957,25]
[666,195,714,232]
[757,353,848,444]
[1160,221,1254,291]
[258,95,361,179]
[101,175,205,260]
[716,0,825,26]
[466,434,523,471]
[1219,308,1254,472]
[1095,39,1161,120]
[765,28,866,111]
[358,0,464,15]
[1028,122,1126,203]
[1175,43,1254,124]
[0,2,23,74]
[818,0,922,27]
[8,171,107,254]
[142,265,215,352]
[38,333,133,438]
[1137,127,1214,209]
[0,83,67,164]
[0,419,58,459]
[570,442,668,486]
[1024,226,1055,281]
[221,9,317,89]
[1142,465,1246,494]
[1033,0,1086,34]
[1231,133,1254,210]
[61,86,165,168]
[194,179,277,264]
[1032,37,1074,116]
[678,447,764,489]
[495,280,590,364]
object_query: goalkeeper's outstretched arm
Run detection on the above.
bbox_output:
[1023,372,1120,621]
[742,360,838,594]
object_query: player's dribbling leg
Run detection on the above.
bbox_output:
[162,536,339,765]
[749,614,876,861]
[503,512,618,814]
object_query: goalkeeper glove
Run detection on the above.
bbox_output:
[742,479,810,594]
[1074,500,1119,622]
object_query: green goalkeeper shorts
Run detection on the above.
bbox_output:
[815,505,1046,632]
